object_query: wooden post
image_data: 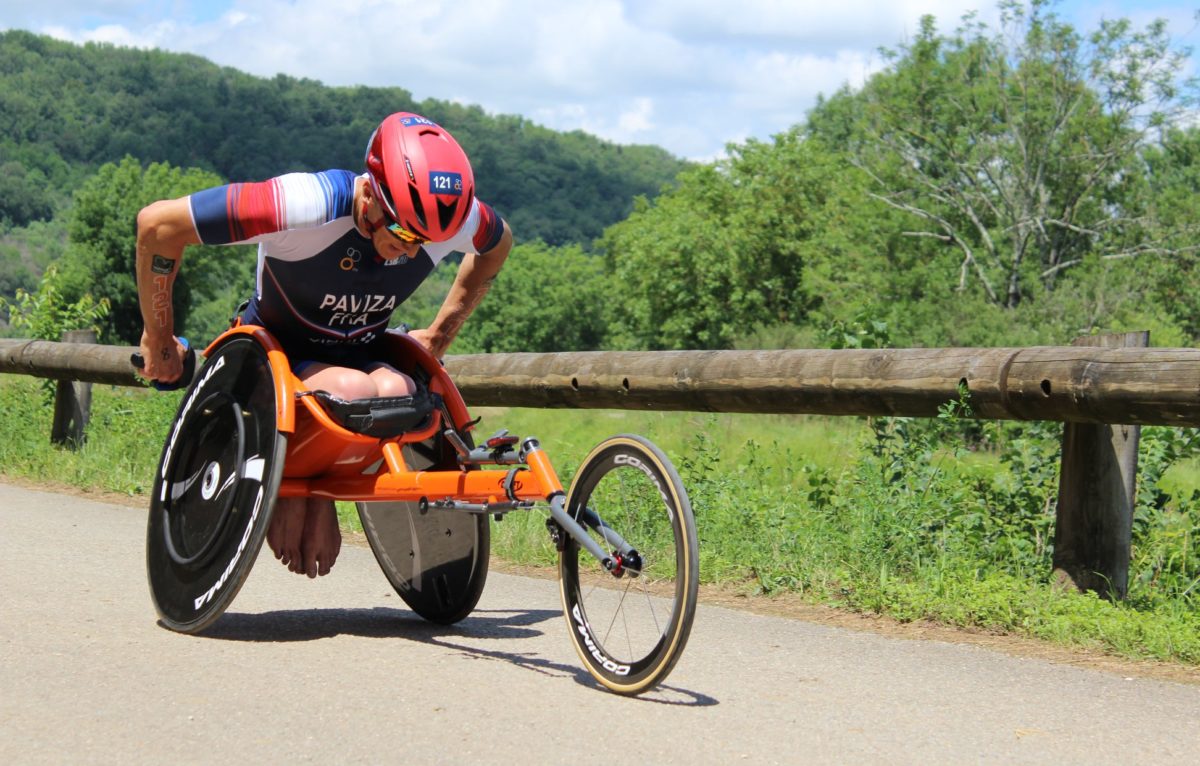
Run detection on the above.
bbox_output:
[50,329,96,448]
[1052,331,1148,600]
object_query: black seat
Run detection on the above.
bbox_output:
[301,387,438,438]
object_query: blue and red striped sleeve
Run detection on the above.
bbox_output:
[190,180,281,244]
[189,170,357,245]
[472,200,505,253]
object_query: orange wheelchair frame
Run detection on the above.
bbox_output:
[247,323,565,508]
[144,324,698,695]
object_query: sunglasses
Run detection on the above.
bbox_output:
[384,220,428,245]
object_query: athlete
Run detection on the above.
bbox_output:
[134,112,513,579]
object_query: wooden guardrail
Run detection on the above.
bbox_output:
[2,331,1192,600]
[4,335,1199,424]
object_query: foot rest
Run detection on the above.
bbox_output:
[301,389,437,438]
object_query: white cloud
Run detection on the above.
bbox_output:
[7,0,1198,160]
[617,98,655,135]
[629,0,993,49]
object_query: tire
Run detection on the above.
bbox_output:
[146,335,286,633]
[558,434,698,695]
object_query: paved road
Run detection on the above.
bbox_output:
[2,483,1198,764]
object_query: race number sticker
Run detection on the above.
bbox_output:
[429,171,463,196]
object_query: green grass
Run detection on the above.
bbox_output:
[3,373,1199,667]
[0,378,182,495]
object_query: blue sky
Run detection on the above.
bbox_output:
[2,1,1196,159]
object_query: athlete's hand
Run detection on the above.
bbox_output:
[137,331,187,384]
[407,328,450,360]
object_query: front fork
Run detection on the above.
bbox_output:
[449,431,639,577]
[520,437,627,574]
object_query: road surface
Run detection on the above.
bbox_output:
[1,483,1197,764]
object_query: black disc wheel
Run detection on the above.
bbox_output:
[559,434,698,695]
[357,418,489,624]
[357,501,489,624]
[146,335,286,633]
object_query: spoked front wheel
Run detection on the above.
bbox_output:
[558,434,698,695]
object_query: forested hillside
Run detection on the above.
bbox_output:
[0,30,686,244]
[3,4,1200,355]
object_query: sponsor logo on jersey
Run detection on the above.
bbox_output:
[311,332,378,347]
[339,247,362,271]
[319,293,397,327]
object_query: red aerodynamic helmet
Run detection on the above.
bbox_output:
[364,112,476,242]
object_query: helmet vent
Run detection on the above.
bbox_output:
[437,198,459,231]
[374,174,399,220]
[407,184,428,229]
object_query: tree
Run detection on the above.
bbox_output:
[0,30,687,246]
[601,131,875,350]
[1136,126,1200,340]
[0,264,108,341]
[456,241,610,353]
[845,0,1197,309]
[0,161,54,227]
[60,157,250,343]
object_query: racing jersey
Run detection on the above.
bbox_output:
[188,169,504,357]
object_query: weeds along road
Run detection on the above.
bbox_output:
[2,482,1198,765]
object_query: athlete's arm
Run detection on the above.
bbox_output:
[411,219,513,359]
[135,196,200,383]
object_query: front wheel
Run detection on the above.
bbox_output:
[558,435,698,695]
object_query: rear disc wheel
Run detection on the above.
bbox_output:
[357,417,489,624]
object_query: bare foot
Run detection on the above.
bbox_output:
[267,496,307,573]
[300,499,342,578]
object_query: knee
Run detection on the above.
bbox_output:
[323,369,378,400]
[373,371,415,398]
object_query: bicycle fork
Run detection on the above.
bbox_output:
[443,430,638,577]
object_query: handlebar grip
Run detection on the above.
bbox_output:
[130,337,195,391]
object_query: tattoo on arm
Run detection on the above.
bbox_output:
[151,275,171,329]
[150,255,176,275]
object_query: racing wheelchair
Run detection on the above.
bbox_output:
[139,324,698,695]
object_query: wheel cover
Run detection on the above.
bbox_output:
[146,336,285,633]
[357,501,490,624]
[356,427,489,624]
